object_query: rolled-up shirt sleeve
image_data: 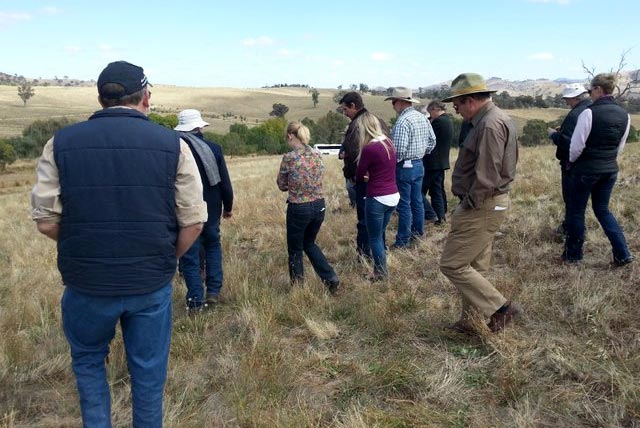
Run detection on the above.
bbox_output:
[175,139,207,226]
[31,138,63,223]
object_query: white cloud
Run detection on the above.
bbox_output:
[242,36,274,47]
[99,44,113,52]
[64,46,82,54]
[371,52,392,61]
[0,11,32,30]
[40,6,62,15]
[528,52,555,61]
[527,0,571,4]
[277,48,295,57]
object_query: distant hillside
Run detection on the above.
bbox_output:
[0,72,93,87]
[427,70,639,97]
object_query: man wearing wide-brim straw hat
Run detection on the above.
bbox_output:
[439,73,522,334]
[384,87,436,248]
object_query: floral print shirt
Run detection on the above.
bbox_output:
[277,144,324,203]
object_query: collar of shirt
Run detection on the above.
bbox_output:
[470,101,495,127]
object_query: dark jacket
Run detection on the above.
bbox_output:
[552,99,591,163]
[423,113,453,170]
[54,108,180,296]
[184,131,233,223]
[571,96,629,175]
[342,108,390,179]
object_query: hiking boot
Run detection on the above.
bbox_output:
[446,319,480,335]
[205,294,220,305]
[613,255,634,267]
[187,303,207,316]
[488,301,522,332]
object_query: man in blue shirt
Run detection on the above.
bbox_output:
[386,87,436,248]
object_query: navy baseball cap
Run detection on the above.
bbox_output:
[97,61,151,99]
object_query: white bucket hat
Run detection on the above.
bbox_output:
[562,83,587,99]
[384,87,421,104]
[174,109,209,131]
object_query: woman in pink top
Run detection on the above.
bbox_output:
[355,112,399,280]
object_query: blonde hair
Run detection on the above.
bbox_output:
[355,112,393,161]
[591,73,616,95]
[286,122,311,145]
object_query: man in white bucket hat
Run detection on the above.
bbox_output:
[175,109,234,314]
[548,83,591,235]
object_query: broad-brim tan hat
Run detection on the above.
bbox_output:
[175,109,209,131]
[442,73,496,102]
[384,87,421,104]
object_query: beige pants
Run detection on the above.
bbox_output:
[439,194,509,319]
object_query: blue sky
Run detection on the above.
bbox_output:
[1,0,638,88]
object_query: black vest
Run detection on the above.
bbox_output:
[54,108,180,296]
[572,96,628,175]
[554,99,591,162]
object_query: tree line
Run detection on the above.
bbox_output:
[1,96,636,172]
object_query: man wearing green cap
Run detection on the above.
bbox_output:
[439,73,521,334]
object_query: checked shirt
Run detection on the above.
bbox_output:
[391,106,436,162]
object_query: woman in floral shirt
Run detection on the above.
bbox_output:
[277,122,340,294]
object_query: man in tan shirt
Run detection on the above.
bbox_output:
[440,73,521,334]
[31,61,207,427]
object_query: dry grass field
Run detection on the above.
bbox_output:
[0,139,638,427]
[0,85,395,139]
[9,85,640,141]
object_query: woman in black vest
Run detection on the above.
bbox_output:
[563,73,633,266]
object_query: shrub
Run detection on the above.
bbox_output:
[520,119,551,147]
[0,142,17,171]
[10,117,75,158]
[148,113,178,130]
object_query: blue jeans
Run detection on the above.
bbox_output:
[345,178,357,207]
[394,159,425,246]
[61,284,172,428]
[355,181,370,257]
[286,199,338,286]
[422,169,447,221]
[365,197,396,277]
[564,172,631,262]
[180,221,223,307]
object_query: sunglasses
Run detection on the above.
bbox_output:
[453,97,468,111]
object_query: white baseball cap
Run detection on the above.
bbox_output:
[562,83,587,99]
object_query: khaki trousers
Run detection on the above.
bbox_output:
[439,194,509,319]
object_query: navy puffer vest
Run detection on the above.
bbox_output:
[54,108,180,296]
[571,96,628,175]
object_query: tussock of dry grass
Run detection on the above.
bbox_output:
[1,145,639,427]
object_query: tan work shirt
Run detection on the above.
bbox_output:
[31,137,208,227]
[451,101,518,209]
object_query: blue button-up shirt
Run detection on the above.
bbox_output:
[391,106,436,162]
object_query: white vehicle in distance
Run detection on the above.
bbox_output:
[314,144,342,155]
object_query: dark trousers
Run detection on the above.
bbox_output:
[180,220,223,308]
[559,161,571,232]
[355,181,370,257]
[286,199,338,285]
[563,172,631,262]
[422,169,447,221]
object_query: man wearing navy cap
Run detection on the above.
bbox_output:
[31,60,207,427]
